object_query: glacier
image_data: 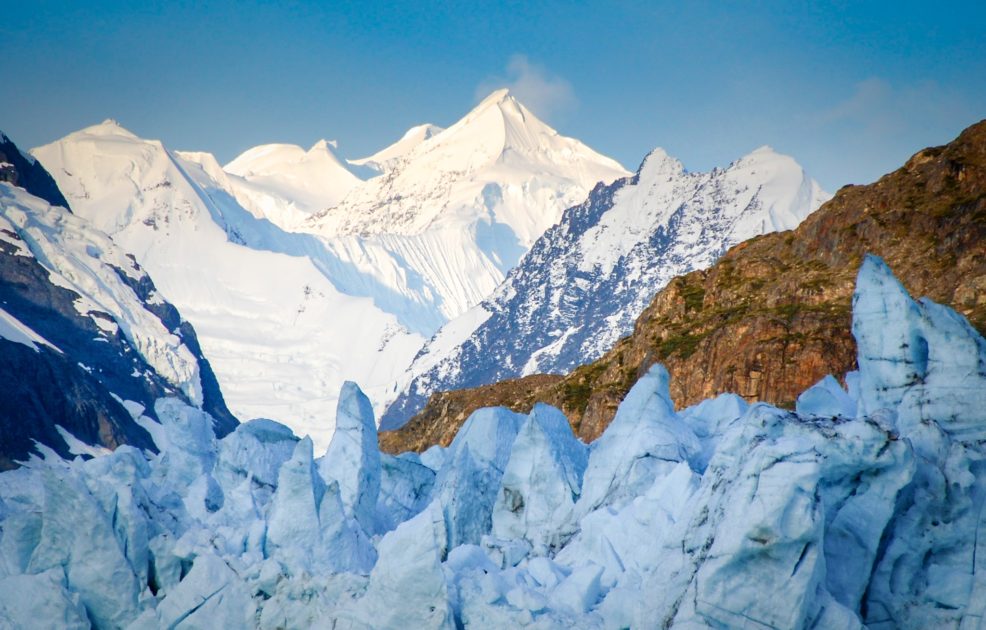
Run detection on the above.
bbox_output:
[2,255,985,628]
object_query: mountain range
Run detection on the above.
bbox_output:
[382,143,829,429]
[21,90,826,450]
[0,133,235,468]
[381,119,986,452]
[27,92,627,449]
[1,88,985,629]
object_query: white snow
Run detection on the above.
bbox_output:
[386,141,830,427]
[54,426,112,458]
[349,123,445,174]
[578,145,828,276]
[32,124,424,449]
[0,182,201,401]
[219,140,361,230]
[31,92,626,448]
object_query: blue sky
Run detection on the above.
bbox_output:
[2,1,984,190]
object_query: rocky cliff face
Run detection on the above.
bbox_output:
[0,133,236,469]
[0,131,69,209]
[381,119,986,451]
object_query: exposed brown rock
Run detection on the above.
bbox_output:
[381,120,986,452]
[378,374,563,453]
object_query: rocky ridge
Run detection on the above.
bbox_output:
[381,144,828,430]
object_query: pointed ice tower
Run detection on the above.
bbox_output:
[576,364,700,518]
[853,254,986,445]
[491,404,588,552]
[318,382,382,534]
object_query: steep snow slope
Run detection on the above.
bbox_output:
[32,121,422,449]
[384,146,829,428]
[221,140,361,230]
[311,89,627,242]
[0,135,235,466]
[307,90,629,308]
[349,123,444,174]
[2,258,983,628]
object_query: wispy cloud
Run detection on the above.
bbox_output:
[476,55,577,121]
[812,77,975,139]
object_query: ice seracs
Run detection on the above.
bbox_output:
[491,404,588,553]
[317,381,381,533]
[853,254,986,443]
[3,255,986,627]
[432,407,524,547]
[574,364,700,519]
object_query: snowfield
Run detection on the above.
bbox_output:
[2,256,984,629]
[30,91,627,449]
[31,120,424,449]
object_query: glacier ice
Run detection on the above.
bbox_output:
[796,373,858,419]
[376,452,435,533]
[491,404,588,554]
[853,255,986,444]
[0,569,89,630]
[318,381,381,534]
[265,437,325,574]
[575,364,700,519]
[432,407,524,547]
[1,255,985,628]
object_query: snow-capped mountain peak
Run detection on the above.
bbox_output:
[636,147,686,180]
[83,118,139,139]
[225,139,352,178]
[383,144,830,428]
[31,126,425,449]
[308,90,629,242]
[724,145,827,231]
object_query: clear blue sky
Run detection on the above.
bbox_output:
[2,1,984,190]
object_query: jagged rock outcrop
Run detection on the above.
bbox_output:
[0,131,69,209]
[382,119,986,451]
